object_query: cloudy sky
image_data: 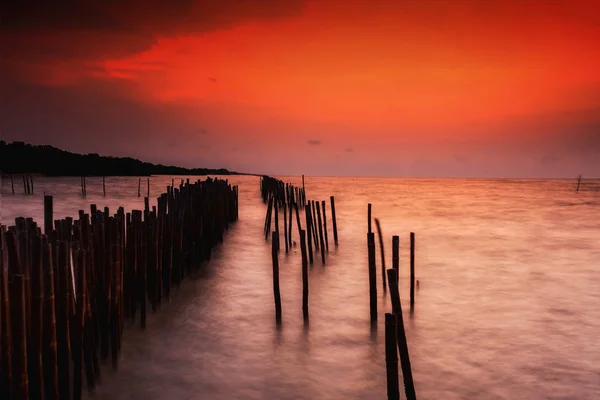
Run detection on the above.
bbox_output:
[1,0,599,177]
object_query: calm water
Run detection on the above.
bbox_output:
[1,175,600,399]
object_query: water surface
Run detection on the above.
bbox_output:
[1,176,599,399]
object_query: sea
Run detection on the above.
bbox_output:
[1,175,599,399]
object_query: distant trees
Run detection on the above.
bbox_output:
[0,141,237,176]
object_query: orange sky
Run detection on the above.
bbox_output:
[2,0,600,177]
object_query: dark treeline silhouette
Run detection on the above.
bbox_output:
[0,141,243,176]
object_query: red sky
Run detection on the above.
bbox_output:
[2,0,600,177]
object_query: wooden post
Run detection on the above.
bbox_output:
[0,229,13,400]
[368,203,372,233]
[274,197,280,252]
[392,236,399,283]
[44,195,53,235]
[387,269,416,400]
[56,240,72,400]
[271,232,282,323]
[42,243,59,400]
[316,203,326,264]
[138,178,141,197]
[283,202,288,253]
[288,198,293,247]
[300,230,309,321]
[311,201,319,249]
[6,231,30,400]
[410,232,415,311]
[29,235,44,400]
[321,200,329,252]
[147,177,150,198]
[302,174,306,207]
[10,174,15,194]
[305,206,314,264]
[367,232,377,323]
[375,218,387,293]
[330,196,338,246]
[103,177,106,196]
[576,174,582,193]
[385,313,400,400]
[29,175,34,194]
[23,175,27,194]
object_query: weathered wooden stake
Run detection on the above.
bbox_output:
[385,313,400,400]
[321,200,329,251]
[368,203,372,233]
[387,269,416,400]
[410,232,415,311]
[367,232,377,323]
[300,230,309,321]
[138,178,141,197]
[274,197,280,252]
[44,195,54,235]
[283,202,289,253]
[147,178,150,197]
[305,206,314,264]
[271,232,282,323]
[392,236,399,283]
[10,174,15,194]
[302,174,306,207]
[103,177,106,196]
[375,218,387,292]
[330,196,338,246]
[316,203,326,264]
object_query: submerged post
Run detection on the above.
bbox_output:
[368,203,372,233]
[321,200,329,252]
[410,232,415,311]
[375,218,387,292]
[271,232,282,323]
[392,236,399,283]
[138,178,141,197]
[10,174,15,194]
[385,313,400,400]
[103,177,106,196]
[367,232,377,323]
[300,230,309,321]
[44,195,53,235]
[330,196,338,246]
[387,269,416,400]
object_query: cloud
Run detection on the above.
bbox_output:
[0,0,305,73]
[307,140,322,145]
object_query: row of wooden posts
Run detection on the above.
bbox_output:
[367,203,418,400]
[4,175,35,195]
[260,175,339,325]
[4,175,156,198]
[0,177,238,400]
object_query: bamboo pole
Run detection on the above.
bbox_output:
[375,218,387,293]
[330,196,338,246]
[271,232,282,324]
[385,313,400,400]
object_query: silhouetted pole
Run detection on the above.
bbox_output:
[576,174,582,193]
[385,313,400,400]
[330,196,338,246]
[300,230,309,321]
[375,218,387,292]
[283,202,289,253]
[23,175,27,194]
[368,203,372,233]
[10,174,15,194]
[271,232,282,323]
[392,236,399,283]
[321,200,329,251]
[30,175,34,194]
[387,269,416,400]
[138,178,141,197]
[44,195,53,235]
[147,178,150,198]
[305,206,314,264]
[316,204,325,264]
[410,232,415,311]
[103,177,106,196]
[302,174,306,207]
[367,232,377,323]
[274,197,280,252]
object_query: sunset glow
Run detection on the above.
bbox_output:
[2,0,599,177]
